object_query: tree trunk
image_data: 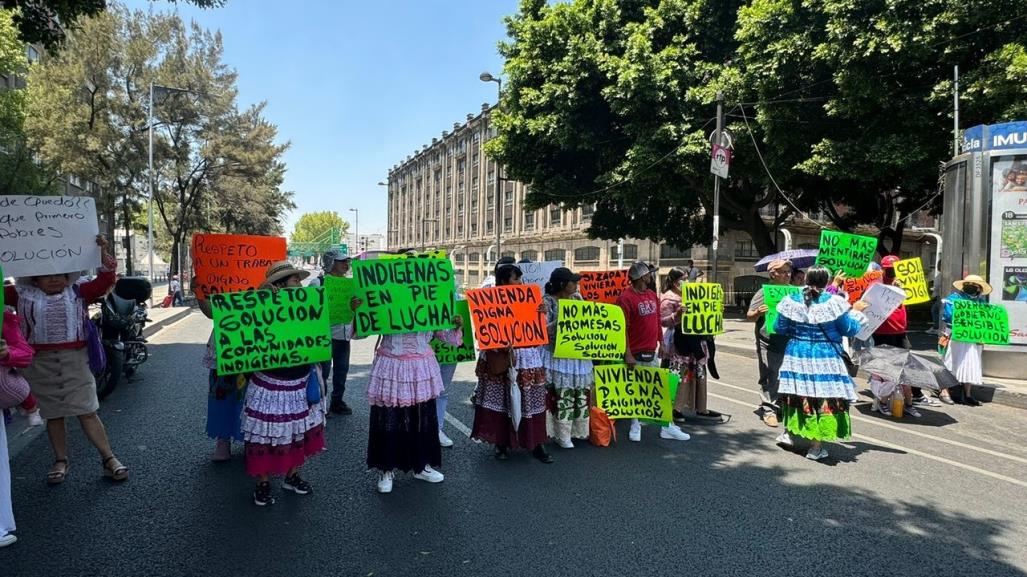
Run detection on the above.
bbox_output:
[877,217,907,257]
[121,189,133,276]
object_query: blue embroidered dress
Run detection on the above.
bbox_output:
[774,292,868,441]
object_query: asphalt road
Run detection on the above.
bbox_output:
[4,312,1027,577]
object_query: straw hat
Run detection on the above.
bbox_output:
[260,260,310,289]
[953,274,992,296]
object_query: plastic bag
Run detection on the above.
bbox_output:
[589,406,616,447]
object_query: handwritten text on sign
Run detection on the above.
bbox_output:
[815,230,878,277]
[352,258,456,336]
[519,260,562,291]
[952,301,1010,345]
[578,270,630,304]
[465,285,548,350]
[0,195,100,277]
[211,287,332,374]
[843,271,884,304]
[855,283,907,340]
[554,300,626,360]
[431,300,476,364]
[893,257,930,305]
[681,283,724,335]
[323,276,356,325]
[763,285,801,335]
[594,364,674,421]
[192,234,287,299]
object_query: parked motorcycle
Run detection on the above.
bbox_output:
[94,277,152,400]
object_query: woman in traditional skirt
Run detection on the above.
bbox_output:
[540,267,592,449]
[940,274,991,406]
[471,264,554,463]
[195,285,247,461]
[4,236,128,484]
[242,262,330,506]
[366,313,463,494]
[773,266,869,461]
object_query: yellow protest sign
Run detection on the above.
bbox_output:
[553,300,625,360]
[893,257,930,305]
[593,364,674,421]
[680,283,724,335]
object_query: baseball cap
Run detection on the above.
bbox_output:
[322,248,352,269]
[549,267,581,284]
[881,255,899,268]
[628,261,651,280]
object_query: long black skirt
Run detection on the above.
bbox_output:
[367,399,441,474]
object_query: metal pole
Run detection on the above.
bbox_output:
[953,65,960,156]
[354,211,358,253]
[147,81,155,282]
[711,91,724,284]
[494,79,502,260]
[617,239,624,268]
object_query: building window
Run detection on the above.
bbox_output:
[455,253,465,264]
[609,243,639,261]
[471,222,478,234]
[549,207,562,226]
[544,249,566,262]
[581,203,595,221]
[486,221,494,233]
[504,216,513,232]
[467,252,480,263]
[520,250,538,261]
[660,244,692,260]
[505,190,514,205]
[524,212,535,230]
[501,251,515,259]
[574,246,600,262]
[734,239,760,260]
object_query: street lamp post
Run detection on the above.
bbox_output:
[349,208,359,256]
[480,71,502,260]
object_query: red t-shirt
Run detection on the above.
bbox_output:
[616,287,661,354]
[874,302,908,335]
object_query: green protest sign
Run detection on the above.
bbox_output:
[763,285,801,335]
[352,257,456,336]
[431,300,475,364]
[554,300,626,361]
[815,230,878,277]
[952,300,1010,345]
[211,287,332,375]
[680,283,724,335]
[323,275,356,325]
[593,364,675,421]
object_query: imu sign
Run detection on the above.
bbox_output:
[352,258,456,336]
[680,283,724,335]
[192,234,287,299]
[211,287,331,374]
[465,285,548,350]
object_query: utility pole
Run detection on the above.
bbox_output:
[147,81,155,282]
[710,91,725,284]
[953,65,960,156]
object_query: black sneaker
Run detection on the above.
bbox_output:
[963,396,982,407]
[672,410,687,423]
[330,400,353,415]
[253,481,275,506]
[532,445,555,464]
[695,410,724,421]
[283,474,312,495]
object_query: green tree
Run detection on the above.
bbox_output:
[0,8,60,196]
[290,211,348,245]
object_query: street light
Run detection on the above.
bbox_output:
[480,71,502,259]
[349,208,359,255]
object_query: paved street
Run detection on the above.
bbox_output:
[5,311,1027,577]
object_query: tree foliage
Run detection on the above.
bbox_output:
[290,211,348,245]
[491,0,1027,256]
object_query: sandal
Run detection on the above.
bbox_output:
[102,455,129,481]
[47,459,69,485]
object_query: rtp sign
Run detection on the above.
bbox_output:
[710,143,731,178]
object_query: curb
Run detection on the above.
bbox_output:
[5,307,195,459]
[716,342,1027,411]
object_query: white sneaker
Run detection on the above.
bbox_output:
[555,437,574,449]
[660,424,691,441]
[27,411,43,427]
[377,471,394,493]
[806,447,829,461]
[877,402,892,417]
[906,406,922,418]
[628,420,642,442]
[438,430,454,448]
[413,465,444,483]
[775,431,794,446]
[0,533,17,548]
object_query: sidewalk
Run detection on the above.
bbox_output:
[718,317,1027,410]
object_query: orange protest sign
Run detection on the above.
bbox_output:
[465,285,548,350]
[843,270,884,304]
[578,270,630,304]
[192,234,287,299]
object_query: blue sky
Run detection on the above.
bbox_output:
[126,0,518,239]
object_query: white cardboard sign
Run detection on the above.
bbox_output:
[518,260,562,290]
[855,283,907,340]
[0,195,101,277]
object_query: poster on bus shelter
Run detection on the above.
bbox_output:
[990,155,1027,345]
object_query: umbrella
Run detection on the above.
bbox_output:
[855,345,961,392]
[754,249,819,272]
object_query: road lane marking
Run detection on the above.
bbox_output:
[708,378,1027,467]
[445,412,473,438]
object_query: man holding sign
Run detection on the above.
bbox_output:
[746,259,794,428]
[615,261,690,442]
[308,248,358,416]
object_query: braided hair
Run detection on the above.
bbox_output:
[802,266,831,307]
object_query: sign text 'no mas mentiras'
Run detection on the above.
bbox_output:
[352,257,456,337]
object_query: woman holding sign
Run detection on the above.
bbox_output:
[773,266,869,461]
[940,275,991,406]
[541,267,593,449]
[194,279,247,462]
[3,236,129,484]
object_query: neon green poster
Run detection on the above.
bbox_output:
[554,300,625,360]
[815,230,878,277]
